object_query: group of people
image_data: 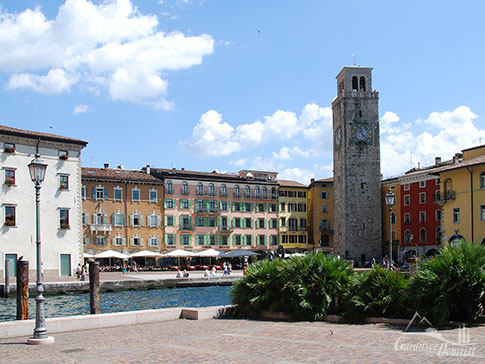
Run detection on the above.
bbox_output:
[222,262,232,276]
[176,269,190,278]
[75,263,87,281]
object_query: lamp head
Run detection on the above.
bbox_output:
[28,158,47,185]
[384,188,396,207]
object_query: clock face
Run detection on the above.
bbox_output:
[352,124,371,145]
[335,127,342,149]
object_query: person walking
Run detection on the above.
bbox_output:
[75,263,82,280]
[81,264,87,281]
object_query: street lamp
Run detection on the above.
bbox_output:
[27,157,54,345]
[384,188,396,269]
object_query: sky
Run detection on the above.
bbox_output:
[0,0,484,183]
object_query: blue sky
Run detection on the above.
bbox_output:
[1,0,484,183]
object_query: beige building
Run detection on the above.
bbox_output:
[308,177,334,253]
[82,165,164,255]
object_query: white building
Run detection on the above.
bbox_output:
[0,125,87,280]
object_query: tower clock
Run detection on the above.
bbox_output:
[332,67,382,264]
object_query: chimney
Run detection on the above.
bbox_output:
[117,165,124,169]
[435,157,441,165]
[103,163,109,169]
[181,167,185,171]
[146,164,151,174]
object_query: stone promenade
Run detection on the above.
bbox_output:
[0,318,483,364]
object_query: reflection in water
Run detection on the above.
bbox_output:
[0,286,232,322]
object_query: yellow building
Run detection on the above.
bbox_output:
[434,145,485,245]
[278,180,310,250]
[381,178,402,260]
[308,178,334,253]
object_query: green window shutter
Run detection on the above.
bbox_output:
[164,216,168,226]
[264,204,267,212]
[231,218,235,228]
[277,219,280,228]
[122,214,126,226]
[277,235,280,244]
[250,203,253,211]
[111,214,115,225]
[232,235,235,246]
[173,234,177,244]
[242,235,246,245]
[204,217,209,227]
[188,199,192,208]
[104,188,108,199]
[264,219,267,228]
[165,233,167,243]
[242,218,246,228]
[203,200,208,208]
[264,235,267,245]
[232,202,235,211]
[92,187,96,198]
[241,203,246,212]
[179,215,183,226]
[164,199,167,208]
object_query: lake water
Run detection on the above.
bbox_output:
[0,285,232,322]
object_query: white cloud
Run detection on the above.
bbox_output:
[278,168,314,185]
[73,104,89,114]
[380,111,400,134]
[0,0,214,106]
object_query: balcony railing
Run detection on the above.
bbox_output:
[220,192,227,197]
[233,193,241,198]
[179,224,193,231]
[319,226,333,232]
[218,226,233,232]
[340,90,379,99]
[432,190,456,202]
[90,224,112,232]
[288,226,307,232]
[194,207,219,215]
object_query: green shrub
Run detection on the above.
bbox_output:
[343,264,410,323]
[409,241,485,325]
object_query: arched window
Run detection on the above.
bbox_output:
[480,172,485,189]
[166,181,173,194]
[182,182,188,195]
[245,185,251,198]
[254,186,260,198]
[271,187,277,199]
[391,212,396,224]
[209,183,215,196]
[404,230,413,243]
[262,187,267,199]
[444,178,453,200]
[197,183,203,196]
[419,228,427,242]
[435,227,441,242]
[359,76,366,92]
[221,184,227,197]
[321,234,330,247]
[234,185,240,198]
[352,76,358,91]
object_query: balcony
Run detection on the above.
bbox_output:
[319,226,333,232]
[179,224,193,231]
[90,224,112,232]
[233,193,241,198]
[339,90,379,99]
[432,190,456,203]
[218,226,233,233]
[203,191,216,197]
[288,226,308,232]
[219,192,228,197]
[194,207,220,215]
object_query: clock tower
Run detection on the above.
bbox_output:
[332,66,382,264]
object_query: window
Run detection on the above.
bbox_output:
[436,209,442,221]
[166,215,174,226]
[419,211,426,223]
[391,212,396,224]
[220,235,228,246]
[289,235,296,244]
[220,201,228,211]
[233,202,241,211]
[404,183,410,191]
[419,228,427,242]
[4,206,15,226]
[270,218,278,229]
[220,184,227,197]
[165,199,174,208]
[300,218,307,228]
[148,236,159,247]
[94,210,107,225]
[419,181,426,188]
[359,76,366,91]
[131,212,143,227]
[113,236,126,246]
[148,213,160,227]
[481,205,485,221]
[166,234,175,246]
[480,173,485,189]
[60,209,69,229]
[94,236,107,246]
[282,235,288,244]
[234,218,241,228]
[131,236,143,247]
[320,219,328,230]
[113,212,124,226]
[182,234,190,246]
[4,169,15,185]
[298,235,306,244]
[234,235,241,246]
[197,235,205,246]
[270,235,278,246]
[254,187,260,198]
[166,181,173,194]
[280,217,286,227]
[244,203,252,212]
[234,185,240,198]
[208,217,215,227]
[257,235,266,246]
[132,188,140,202]
[297,191,306,198]
[4,143,15,153]
[271,187,277,199]
[220,216,229,230]
[289,218,298,231]
[58,150,68,159]
[149,189,158,203]
[453,208,460,224]
[262,187,267,199]
[288,191,296,198]
[404,230,413,243]
[245,185,250,198]
[59,175,69,190]
[257,203,265,212]
[245,217,252,228]
[322,204,328,213]
[297,203,306,212]
[404,213,410,225]
[95,186,105,200]
[419,192,426,204]
[180,199,189,209]
[209,184,215,196]
[257,218,265,228]
[197,217,204,227]
[81,185,86,199]
[320,191,328,199]
[404,195,410,206]
[280,202,286,212]
[83,236,90,246]
[197,183,203,196]
[114,186,123,201]
[245,235,252,246]
[182,182,189,195]
[82,211,89,225]
[269,203,277,212]
[181,216,191,229]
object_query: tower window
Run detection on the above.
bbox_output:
[352,76,358,91]
[360,76,366,91]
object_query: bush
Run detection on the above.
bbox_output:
[343,264,410,323]
[409,241,485,325]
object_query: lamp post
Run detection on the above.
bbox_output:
[384,188,396,269]
[27,157,54,345]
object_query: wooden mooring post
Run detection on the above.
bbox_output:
[89,261,100,314]
[16,260,29,320]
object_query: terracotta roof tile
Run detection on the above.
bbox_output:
[278,179,308,188]
[0,124,87,146]
[430,155,485,174]
[82,167,162,184]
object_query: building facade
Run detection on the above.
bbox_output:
[149,168,279,251]
[434,145,485,245]
[278,180,310,250]
[0,125,87,280]
[332,66,382,263]
[308,178,334,253]
[82,166,164,255]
